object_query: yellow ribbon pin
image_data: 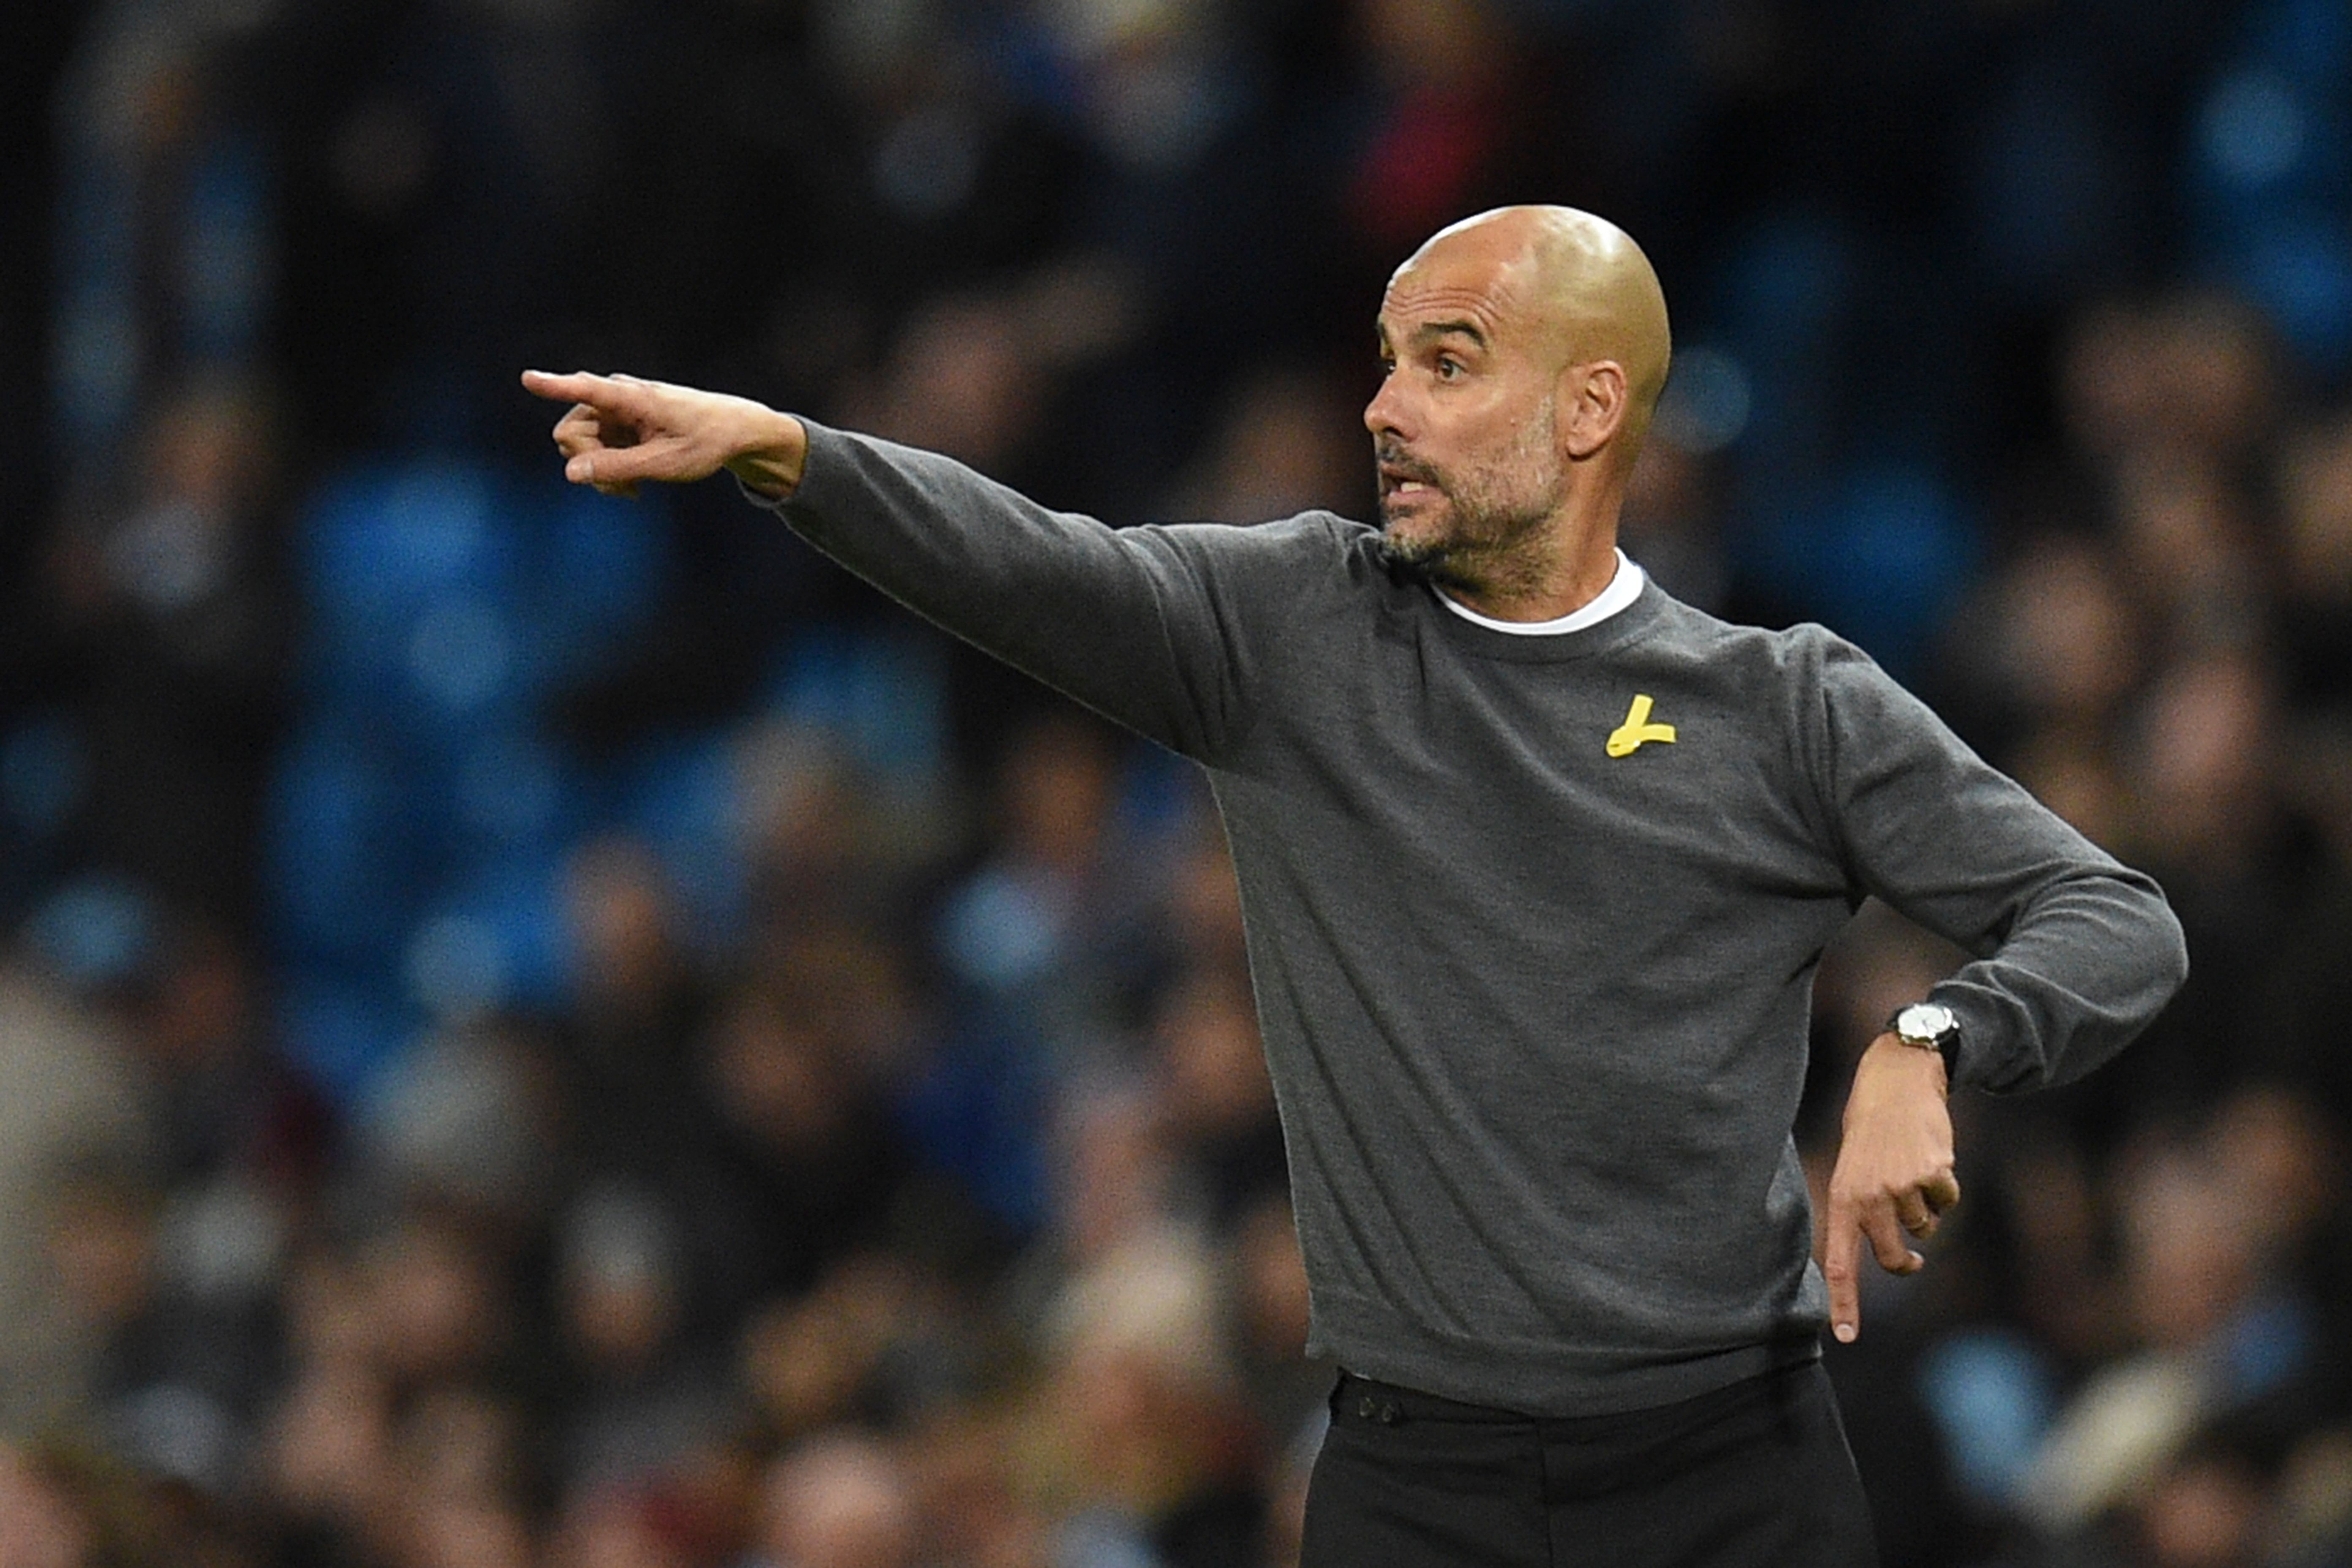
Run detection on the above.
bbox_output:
[1606,693,1677,757]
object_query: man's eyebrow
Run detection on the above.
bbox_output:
[1410,319,1489,349]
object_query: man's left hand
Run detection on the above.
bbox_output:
[1822,1034,1960,1344]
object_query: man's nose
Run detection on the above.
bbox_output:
[1364,375,1409,439]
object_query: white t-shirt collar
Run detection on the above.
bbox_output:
[1434,549,1646,635]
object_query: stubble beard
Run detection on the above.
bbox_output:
[1374,403,1567,586]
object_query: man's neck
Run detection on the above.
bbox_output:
[1437,548,1642,634]
[1431,521,1622,622]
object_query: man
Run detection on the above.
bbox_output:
[523,205,2186,1565]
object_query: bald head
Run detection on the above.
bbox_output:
[1366,205,1672,615]
[1390,205,1672,447]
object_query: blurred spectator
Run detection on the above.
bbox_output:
[558,836,715,1187]
[2099,651,2291,1127]
[841,292,1053,482]
[1225,1194,1326,1444]
[1344,0,1529,256]
[0,1441,90,1568]
[751,1431,920,1568]
[2107,449,2267,655]
[1159,364,1369,525]
[1151,969,1285,1230]
[2017,1113,2324,1546]
[739,1247,982,1452]
[543,1480,709,1568]
[1620,431,1731,615]
[2058,294,2278,476]
[903,1408,1052,1568]
[552,1180,737,1496]
[384,1385,536,1568]
[676,941,920,1321]
[38,381,288,929]
[0,944,156,1437]
[52,0,275,481]
[2273,405,2352,712]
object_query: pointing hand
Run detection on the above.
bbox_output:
[1822,1034,1960,1343]
[520,370,808,499]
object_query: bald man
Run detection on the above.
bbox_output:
[525,206,2184,1566]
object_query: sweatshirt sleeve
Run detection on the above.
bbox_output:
[1804,631,2189,1093]
[753,421,1337,763]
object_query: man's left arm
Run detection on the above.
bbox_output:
[1802,633,2189,1340]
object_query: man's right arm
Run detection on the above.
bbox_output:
[521,370,1307,761]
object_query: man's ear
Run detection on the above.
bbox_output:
[1560,361,1629,460]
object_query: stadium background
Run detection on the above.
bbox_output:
[3,0,2351,1562]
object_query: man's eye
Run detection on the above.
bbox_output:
[1436,357,1464,379]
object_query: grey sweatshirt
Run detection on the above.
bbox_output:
[760,423,2189,1416]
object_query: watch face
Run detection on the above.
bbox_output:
[1896,1002,1957,1042]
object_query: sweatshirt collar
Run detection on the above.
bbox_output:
[1432,549,1645,635]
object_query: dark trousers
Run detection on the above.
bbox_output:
[1299,1361,1880,1568]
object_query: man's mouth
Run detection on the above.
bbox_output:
[1378,460,1442,504]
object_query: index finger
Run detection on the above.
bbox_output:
[1824,1200,1861,1344]
[521,369,640,409]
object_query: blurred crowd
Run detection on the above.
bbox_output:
[3,0,2352,1564]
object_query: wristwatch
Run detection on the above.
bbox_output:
[1887,1001,1961,1076]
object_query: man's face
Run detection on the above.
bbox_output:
[1364,242,1569,571]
